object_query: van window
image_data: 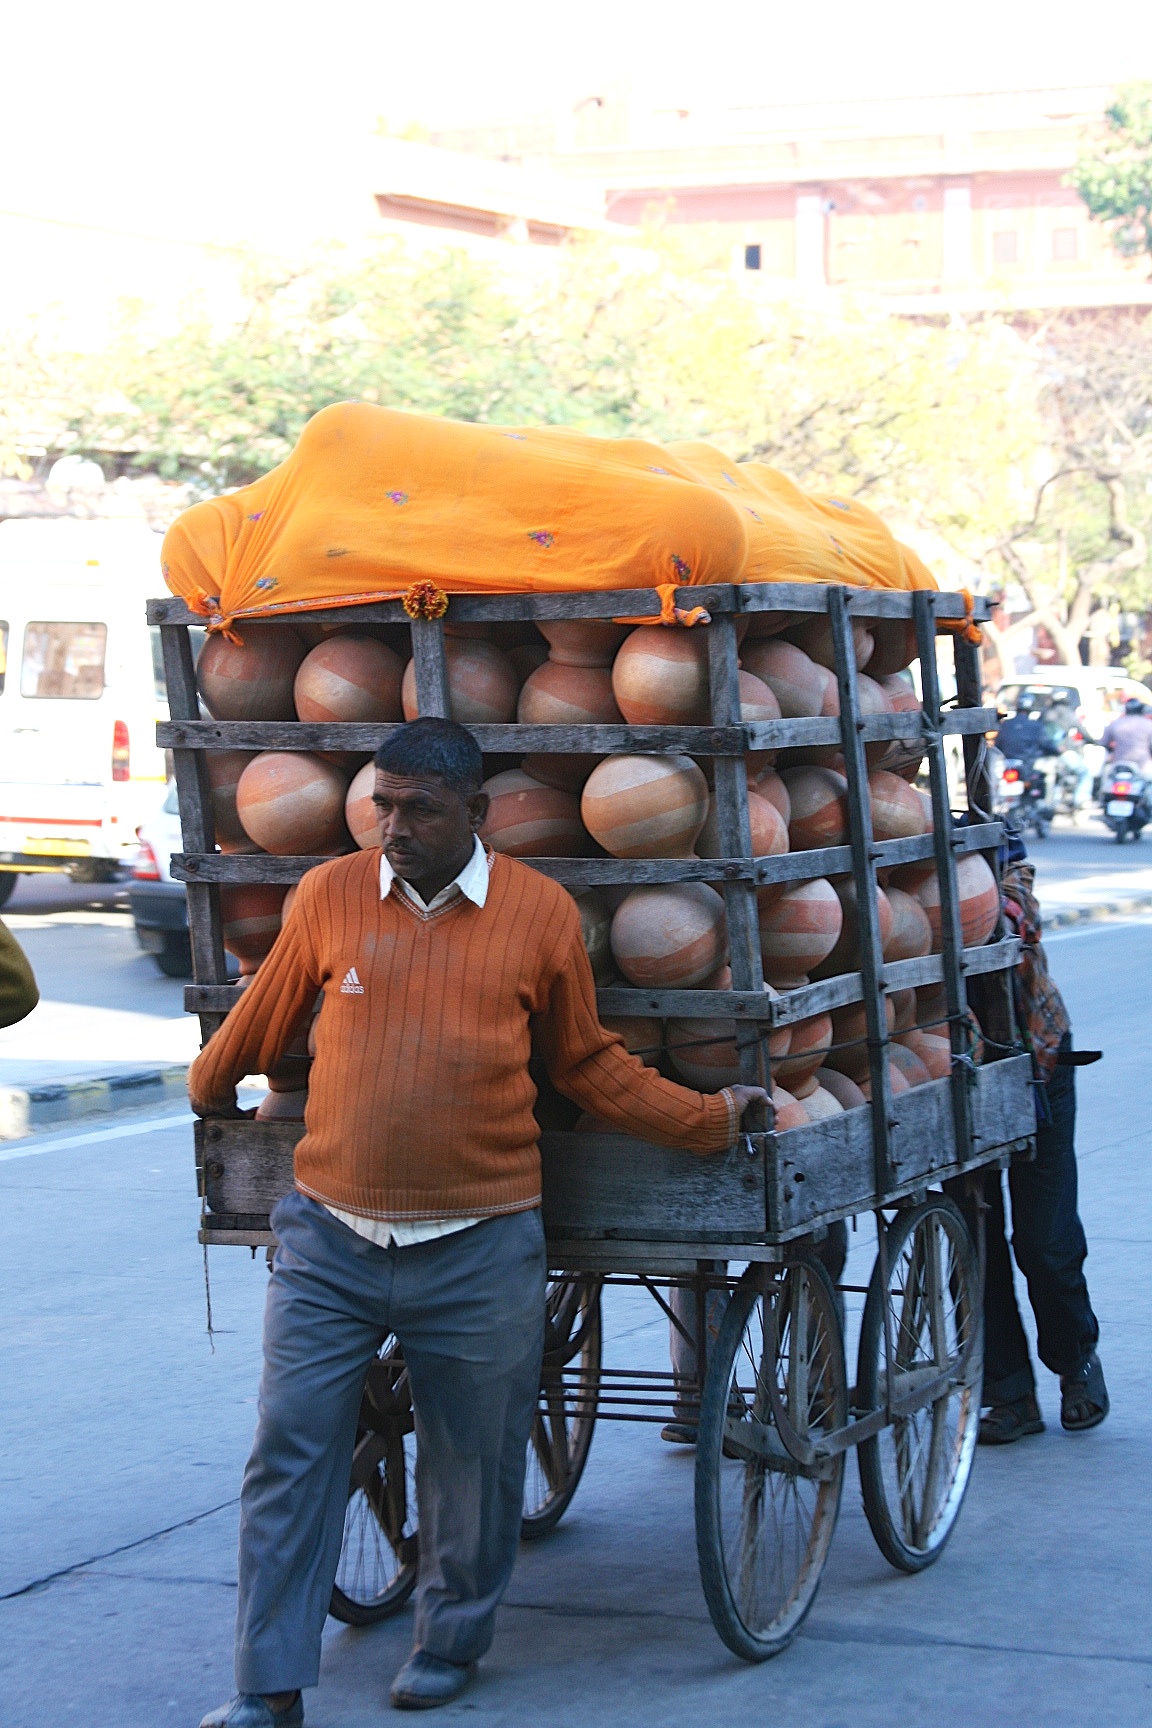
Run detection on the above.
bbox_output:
[0,620,8,694]
[21,621,108,699]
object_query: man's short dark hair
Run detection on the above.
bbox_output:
[374,718,483,796]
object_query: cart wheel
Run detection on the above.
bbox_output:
[695,1257,846,1662]
[856,1195,982,1574]
[521,1275,602,1540]
[329,1338,419,1625]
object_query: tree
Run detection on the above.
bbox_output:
[986,313,1152,673]
[1072,83,1152,271]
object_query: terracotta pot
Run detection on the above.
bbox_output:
[520,752,602,794]
[811,880,894,978]
[581,754,709,858]
[914,852,999,951]
[771,1086,809,1130]
[601,1016,663,1068]
[786,615,875,673]
[236,753,351,855]
[537,620,629,666]
[205,750,258,848]
[868,618,919,678]
[197,623,305,721]
[741,639,829,720]
[401,638,519,723]
[825,996,897,1081]
[781,767,849,851]
[773,1009,832,1096]
[869,769,931,843]
[697,787,788,861]
[293,633,404,724]
[611,626,710,726]
[517,660,623,726]
[610,883,727,989]
[219,883,288,962]
[816,1068,868,1111]
[345,762,380,850]
[758,877,843,986]
[897,1029,952,1079]
[888,1041,932,1089]
[883,888,933,963]
[479,770,591,858]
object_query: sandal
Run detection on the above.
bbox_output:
[1060,1351,1109,1432]
[978,1393,1045,1445]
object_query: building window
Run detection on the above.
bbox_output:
[744,243,762,271]
[992,230,1018,265]
[1052,227,1078,262]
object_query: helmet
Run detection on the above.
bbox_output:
[1015,694,1032,713]
[1125,697,1145,715]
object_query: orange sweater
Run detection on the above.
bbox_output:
[188,849,737,1221]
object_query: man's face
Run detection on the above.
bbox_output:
[372,771,488,884]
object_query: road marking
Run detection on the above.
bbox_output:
[0,1111,193,1163]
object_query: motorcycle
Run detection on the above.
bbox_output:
[995,754,1055,839]
[1099,761,1152,843]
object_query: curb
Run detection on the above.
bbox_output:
[0,1064,190,1141]
[1046,894,1152,929]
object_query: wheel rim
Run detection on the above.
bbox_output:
[522,1276,601,1533]
[869,1206,981,1558]
[332,1344,418,1615]
[706,1264,845,1651]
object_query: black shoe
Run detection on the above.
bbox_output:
[1060,1351,1109,1432]
[390,1651,476,1711]
[199,1695,303,1728]
[978,1393,1045,1445]
[660,1421,698,1445]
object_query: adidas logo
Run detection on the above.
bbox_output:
[340,966,365,996]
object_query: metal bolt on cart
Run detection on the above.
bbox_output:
[152,578,1035,1663]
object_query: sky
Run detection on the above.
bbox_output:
[2,0,1151,248]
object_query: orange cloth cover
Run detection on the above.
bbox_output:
[162,403,935,627]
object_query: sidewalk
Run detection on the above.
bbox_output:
[0,888,199,1136]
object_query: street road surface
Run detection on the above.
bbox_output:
[2,915,1149,1726]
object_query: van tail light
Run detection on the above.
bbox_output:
[1003,766,1020,783]
[112,719,130,782]
[1113,781,1133,797]
[133,839,162,881]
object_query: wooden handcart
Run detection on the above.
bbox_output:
[152,578,1035,1662]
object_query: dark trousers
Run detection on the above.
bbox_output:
[233,1192,546,1695]
[977,1038,1099,1405]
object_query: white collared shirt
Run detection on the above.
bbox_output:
[324,835,490,1249]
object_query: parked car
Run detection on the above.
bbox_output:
[129,782,192,978]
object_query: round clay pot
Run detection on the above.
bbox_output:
[236,753,350,855]
[517,660,623,726]
[293,633,404,724]
[741,639,829,719]
[697,787,788,861]
[479,770,591,858]
[781,767,850,851]
[219,883,288,962]
[401,638,518,724]
[786,615,875,673]
[610,883,727,989]
[197,623,305,721]
[537,620,628,666]
[611,627,710,726]
[345,762,381,850]
[573,888,613,983]
[758,877,843,986]
[581,754,709,858]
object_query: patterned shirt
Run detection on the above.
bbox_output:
[1000,861,1070,1083]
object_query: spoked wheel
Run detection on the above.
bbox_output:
[695,1256,847,1661]
[856,1195,982,1574]
[329,1337,419,1625]
[521,1275,602,1539]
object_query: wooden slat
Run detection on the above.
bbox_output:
[410,617,450,716]
[184,933,1021,1017]
[705,612,768,1109]
[826,585,895,1202]
[169,822,1005,890]
[159,622,227,1037]
[195,1056,1032,1246]
[147,583,989,631]
[156,708,996,756]
[914,591,975,1166]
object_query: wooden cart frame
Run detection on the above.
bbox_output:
[151,578,1035,1659]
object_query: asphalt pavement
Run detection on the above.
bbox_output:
[1,910,1149,1726]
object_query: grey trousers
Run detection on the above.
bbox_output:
[234,1190,546,1695]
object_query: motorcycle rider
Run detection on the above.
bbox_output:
[995,694,1061,770]
[1100,697,1152,775]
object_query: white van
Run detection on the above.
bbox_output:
[0,518,199,907]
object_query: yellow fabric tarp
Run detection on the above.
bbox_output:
[161,402,935,626]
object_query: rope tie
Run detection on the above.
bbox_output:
[940,587,984,646]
